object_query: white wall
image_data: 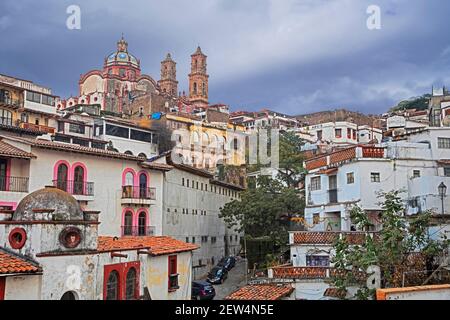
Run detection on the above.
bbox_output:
[162,167,242,278]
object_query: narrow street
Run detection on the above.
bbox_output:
[213,258,248,300]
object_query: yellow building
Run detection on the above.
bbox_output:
[164,113,246,170]
[0,74,57,135]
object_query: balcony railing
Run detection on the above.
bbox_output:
[0,176,29,192]
[19,122,55,134]
[328,189,338,204]
[52,180,94,196]
[292,231,379,245]
[0,96,21,108]
[362,146,385,158]
[270,266,366,282]
[0,117,13,126]
[121,186,156,200]
[121,225,155,237]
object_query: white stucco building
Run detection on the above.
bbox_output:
[0,186,197,300]
[152,153,244,279]
[303,127,450,232]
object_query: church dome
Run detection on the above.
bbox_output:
[105,36,140,69]
[13,186,84,221]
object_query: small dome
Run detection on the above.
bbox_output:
[13,186,84,221]
[105,36,140,69]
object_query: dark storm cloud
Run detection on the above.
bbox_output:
[1,0,450,115]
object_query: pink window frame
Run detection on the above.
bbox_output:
[72,162,88,195]
[135,208,149,227]
[1,159,11,191]
[53,160,71,182]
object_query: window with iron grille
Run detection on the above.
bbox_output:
[371,172,380,183]
[310,176,321,191]
[413,170,421,178]
[445,167,450,177]
[306,255,330,267]
[438,137,450,149]
[347,172,354,184]
[168,255,179,291]
[105,270,120,300]
[125,268,137,300]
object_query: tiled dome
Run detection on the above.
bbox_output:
[105,36,140,68]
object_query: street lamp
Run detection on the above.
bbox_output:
[438,182,447,215]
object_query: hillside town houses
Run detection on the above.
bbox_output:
[2,36,450,300]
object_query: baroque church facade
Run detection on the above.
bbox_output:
[57,36,210,115]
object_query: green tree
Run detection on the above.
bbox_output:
[277,131,306,188]
[219,176,304,247]
[332,190,449,299]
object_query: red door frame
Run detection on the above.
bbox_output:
[0,277,5,300]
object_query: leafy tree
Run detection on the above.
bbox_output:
[277,131,306,188]
[219,176,304,247]
[390,94,431,112]
[247,130,306,189]
[331,190,449,299]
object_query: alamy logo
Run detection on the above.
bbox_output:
[66,5,81,30]
[367,5,381,30]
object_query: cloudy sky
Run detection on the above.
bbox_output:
[1,0,450,115]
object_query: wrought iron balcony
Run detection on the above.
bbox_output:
[0,96,21,108]
[121,186,156,200]
[121,225,155,237]
[52,180,94,196]
[0,176,29,193]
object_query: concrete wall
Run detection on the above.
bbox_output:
[4,275,41,300]
[377,285,450,300]
[0,137,165,237]
[162,167,242,278]
[3,249,193,300]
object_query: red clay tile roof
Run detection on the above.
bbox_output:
[0,140,36,159]
[0,248,41,275]
[6,136,146,161]
[323,288,347,299]
[97,236,198,256]
[225,285,294,300]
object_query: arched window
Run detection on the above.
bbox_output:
[211,135,218,149]
[125,172,134,186]
[56,163,69,192]
[125,268,137,300]
[202,82,206,96]
[139,173,148,198]
[138,211,147,236]
[138,153,147,159]
[106,270,120,300]
[123,211,133,236]
[202,132,209,147]
[122,169,135,198]
[193,82,197,95]
[233,138,239,151]
[191,131,200,145]
[0,108,12,126]
[73,166,84,195]
[61,291,78,300]
[124,150,133,155]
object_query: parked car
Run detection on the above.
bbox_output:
[207,266,228,284]
[191,280,216,300]
[217,256,236,271]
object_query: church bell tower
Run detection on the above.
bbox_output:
[188,46,209,105]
